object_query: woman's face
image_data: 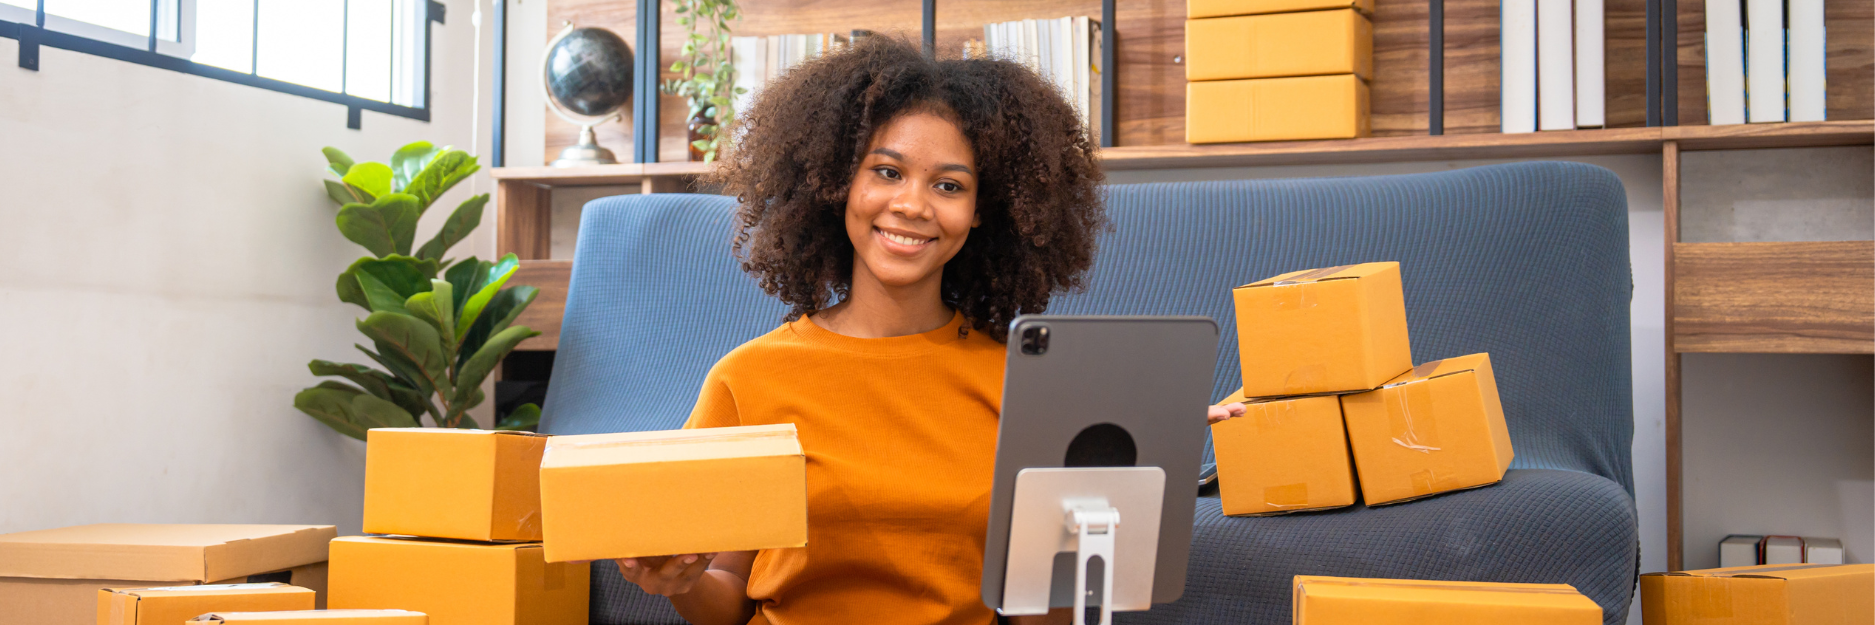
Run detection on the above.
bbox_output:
[844,109,979,291]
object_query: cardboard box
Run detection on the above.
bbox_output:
[328,536,586,625]
[1340,354,1514,505]
[1187,74,1370,144]
[0,524,335,625]
[1191,0,1373,19]
[1186,10,1373,82]
[1640,563,1874,625]
[1211,390,1357,515]
[364,428,549,542]
[1231,262,1410,397]
[538,423,808,562]
[1294,576,1602,624]
[99,583,315,625]
[194,610,427,624]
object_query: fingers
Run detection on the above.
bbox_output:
[1206,402,1249,425]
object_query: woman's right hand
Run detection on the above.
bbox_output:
[616,553,717,597]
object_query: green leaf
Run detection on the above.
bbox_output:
[444,385,485,429]
[351,392,422,429]
[322,147,356,178]
[404,279,456,354]
[444,257,484,313]
[457,285,537,368]
[454,325,541,407]
[307,359,431,419]
[358,344,433,399]
[495,403,542,431]
[337,254,439,311]
[357,312,452,401]
[295,383,371,440]
[414,194,488,262]
[355,270,413,315]
[456,254,519,343]
[404,150,480,210]
[390,141,441,192]
[341,162,393,200]
[335,193,420,257]
[324,180,356,206]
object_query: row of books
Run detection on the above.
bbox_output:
[1719,535,1847,567]
[1704,0,1828,123]
[975,17,1104,136]
[1500,0,1605,132]
[727,32,867,117]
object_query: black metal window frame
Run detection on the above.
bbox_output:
[1,0,446,129]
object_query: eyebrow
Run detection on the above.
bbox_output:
[869,148,976,177]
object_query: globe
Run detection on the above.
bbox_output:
[542,24,633,166]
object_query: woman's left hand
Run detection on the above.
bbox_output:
[1207,402,1246,425]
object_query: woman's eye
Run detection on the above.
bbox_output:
[875,167,901,180]
[936,181,962,193]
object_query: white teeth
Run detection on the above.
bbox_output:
[881,231,930,246]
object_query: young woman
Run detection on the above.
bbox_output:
[615,36,1243,625]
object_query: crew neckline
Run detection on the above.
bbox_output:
[789,310,970,355]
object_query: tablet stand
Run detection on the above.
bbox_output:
[998,467,1167,625]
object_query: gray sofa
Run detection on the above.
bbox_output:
[539,161,1640,624]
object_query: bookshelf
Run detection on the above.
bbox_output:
[502,0,1875,576]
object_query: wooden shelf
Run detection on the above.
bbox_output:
[1673,241,1875,355]
[489,161,712,186]
[512,260,572,351]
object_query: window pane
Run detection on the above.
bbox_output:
[192,0,254,72]
[0,1,34,11]
[390,0,424,108]
[256,0,343,92]
[345,0,392,102]
[44,0,150,37]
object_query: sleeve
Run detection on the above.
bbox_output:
[681,364,742,429]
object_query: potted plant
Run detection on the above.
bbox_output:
[296,142,542,439]
[663,0,742,162]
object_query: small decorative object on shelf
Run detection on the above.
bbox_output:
[543,23,634,167]
[299,143,543,439]
[664,0,742,162]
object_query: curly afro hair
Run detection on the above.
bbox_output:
[707,34,1107,342]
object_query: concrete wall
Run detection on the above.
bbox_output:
[0,0,496,536]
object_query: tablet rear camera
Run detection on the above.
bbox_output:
[1019,325,1050,355]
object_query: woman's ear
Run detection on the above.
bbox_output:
[972,213,981,228]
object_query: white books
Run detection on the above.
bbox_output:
[1054,17,1074,101]
[1088,18,1103,143]
[1706,0,1747,124]
[730,36,766,117]
[1804,537,1845,565]
[1023,19,1040,73]
[1037,18,1054,88]
[1719,534,1763,567]
[1762,536,1805,564]
[1072,16,1091,127]
[1502,0,1539,133]
[1745,0,1785,122]
[1575,0,1605,127]
[1788,0,1826,121]
[1537,0,1576,130]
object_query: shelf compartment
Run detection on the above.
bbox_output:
[512,260,573,351]
[1674,241,1875,354]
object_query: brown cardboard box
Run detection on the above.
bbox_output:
[1187,74,1370,144]
[537,423,808,562]
[1640,563,1874,625]
[1211,390,1357,515]
[1340,354,1514,505]
[1294,576,1602,624]
[194,610,428,624]
[1186,9,1373,82]
[363,428,549,542]
[99,583,315,625]
[0,524,335,625]
[1190,0,1373,19]
[327,536,586,625]
[1230,262,1411,397]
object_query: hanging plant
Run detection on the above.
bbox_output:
[662,0,742,162]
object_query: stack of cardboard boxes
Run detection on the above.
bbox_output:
[1185,0,1374,143]
[1214,262,1515,516]
[327,429,588,625]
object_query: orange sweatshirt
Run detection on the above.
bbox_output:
[684,311,1004,625]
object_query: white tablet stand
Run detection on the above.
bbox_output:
[998,467,1167,625]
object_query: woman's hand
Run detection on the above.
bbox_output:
[1207,402,1246,425]
[616,554,716,597]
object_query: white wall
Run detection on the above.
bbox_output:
[0,0,497,537]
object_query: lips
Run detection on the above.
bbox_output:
[879,230,932,246]
[874,227,935,254]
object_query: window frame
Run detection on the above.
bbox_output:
[0,0,440,128]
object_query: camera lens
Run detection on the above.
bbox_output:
[1019,325,1049,355]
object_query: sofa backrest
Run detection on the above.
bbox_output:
[541,161,1634,492]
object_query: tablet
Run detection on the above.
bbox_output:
[980,315,1220,610]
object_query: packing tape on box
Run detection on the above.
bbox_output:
[1252,400,1298,428]
[1309,579,1588,595]
[545,428,795,453]
[1691,576,1735,619]
[1284,365,1330,394]
[1389,383,1442,453]
[1272,265,1353,285]
[1264,483,1310,508]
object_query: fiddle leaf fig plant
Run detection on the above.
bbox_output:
[297,142,543,440]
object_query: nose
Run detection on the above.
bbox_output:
[886,180,933,221]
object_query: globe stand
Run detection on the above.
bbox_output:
[552,125,619,167]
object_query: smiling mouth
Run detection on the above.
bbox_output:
[876,227,935,247]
